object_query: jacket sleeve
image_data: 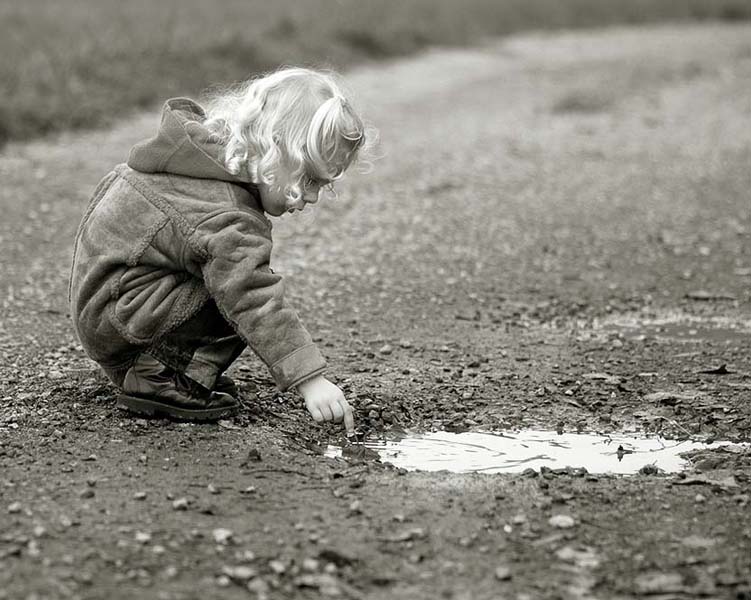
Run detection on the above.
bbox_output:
[190,210,326,391]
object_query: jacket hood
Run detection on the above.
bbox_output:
[128,98,253,184]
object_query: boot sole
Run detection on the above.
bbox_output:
[116,394,239,422]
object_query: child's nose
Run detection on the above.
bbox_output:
[304,188,320,204]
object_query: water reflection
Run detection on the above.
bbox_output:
[326,430,744,474]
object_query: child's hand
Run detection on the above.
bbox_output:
[297,375,355,434]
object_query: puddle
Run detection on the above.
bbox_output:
[599,314,751,344]
[326,430,744,475]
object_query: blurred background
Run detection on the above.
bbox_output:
[1,0,749,146]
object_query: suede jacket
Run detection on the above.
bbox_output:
[69,98,326,391]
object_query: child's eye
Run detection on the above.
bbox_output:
[304,176,329,190]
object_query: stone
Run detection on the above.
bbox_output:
[212,528,233,545]
[548,514,576,529]
[222,565,257,581]
[135,531,152,544]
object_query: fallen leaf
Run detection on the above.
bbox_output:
[581,372,621,385]
[673,475,738,491]
[644,391,701,405]
[685,290,736,301]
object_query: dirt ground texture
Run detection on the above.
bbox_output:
[1,23,751,600]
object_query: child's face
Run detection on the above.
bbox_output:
[258,172,328,217]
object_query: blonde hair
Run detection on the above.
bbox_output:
[204,67,366,203]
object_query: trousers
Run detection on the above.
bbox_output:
[99,300,246,389]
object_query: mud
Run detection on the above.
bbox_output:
[1,23,751,600]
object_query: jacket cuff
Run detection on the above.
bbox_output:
[270,344,327,392]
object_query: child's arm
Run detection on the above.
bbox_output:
[191,210,354,429]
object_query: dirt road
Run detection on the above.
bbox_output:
[1,23,750,600]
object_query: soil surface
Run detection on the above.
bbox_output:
[2,23,751,600]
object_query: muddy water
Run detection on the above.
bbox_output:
[326,430,743,474]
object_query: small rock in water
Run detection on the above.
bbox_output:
[639,464,659,475]
[548,515,576,529]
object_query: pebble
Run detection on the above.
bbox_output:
[238,550,256,562]
[269,559,286,574]
[79,489,95,499]
[213,528,233,545]
[494,566,512,581]
[694,493,706,503]
[7,502,21,514]
[208,484,220,495]
[548,514,576,529]
[302,558,320,572]
[164,566,179,579]
[247,577,270,594]
[133,492,147,500]
[172,498,189,511]
[222,565,257,581]
[135,531,152,544]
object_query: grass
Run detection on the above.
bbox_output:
[1,0,749,145]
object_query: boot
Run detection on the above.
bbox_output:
[117,354,239,422]
[215,375,239,399]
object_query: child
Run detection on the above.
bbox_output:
[69,67,366,432]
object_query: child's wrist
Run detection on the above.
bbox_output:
[296,373,325,395]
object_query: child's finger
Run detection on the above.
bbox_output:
[343,405,355,434]
[310,408,325,423]
[331,403,345,422]
[321,405,335,421]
